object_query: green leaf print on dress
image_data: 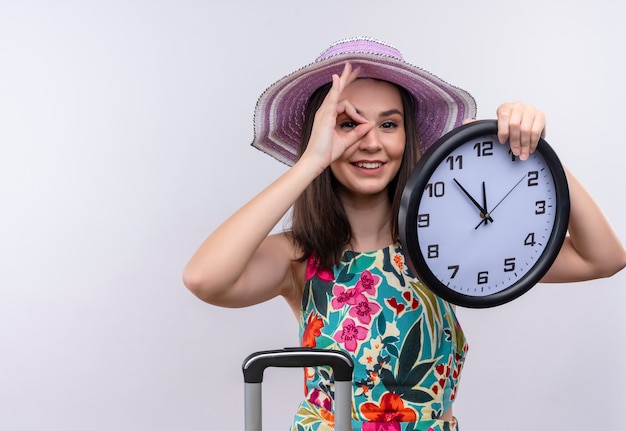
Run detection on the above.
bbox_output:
[294,243,468,431]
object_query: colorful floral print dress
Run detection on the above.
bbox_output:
[292,242,468,431]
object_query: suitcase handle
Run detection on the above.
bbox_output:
[242,348,354,431]
[242,347,353,383]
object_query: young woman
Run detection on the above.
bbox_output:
[183,38,626,431]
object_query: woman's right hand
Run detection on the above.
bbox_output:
[183,63,373,311]
[300,62,374,172]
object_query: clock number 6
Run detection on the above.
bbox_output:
[477,271,489,284]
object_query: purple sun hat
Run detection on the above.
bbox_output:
[252,37,477,166]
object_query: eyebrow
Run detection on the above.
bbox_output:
[355,108,404,118]
[380,109,403,118]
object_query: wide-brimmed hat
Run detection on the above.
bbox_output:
[252,37,477,166]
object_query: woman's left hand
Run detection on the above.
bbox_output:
[496,102,546,161]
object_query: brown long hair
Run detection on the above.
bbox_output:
[289,80,421,270]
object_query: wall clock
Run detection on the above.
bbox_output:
[399,120,570,308]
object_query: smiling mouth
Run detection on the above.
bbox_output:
[354,161,383,169]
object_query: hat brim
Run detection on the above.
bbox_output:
[253,51,477,166]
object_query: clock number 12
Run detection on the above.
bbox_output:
[473,141,494,157]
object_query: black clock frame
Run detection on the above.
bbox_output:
[399,120,570,308]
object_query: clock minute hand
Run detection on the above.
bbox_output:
[482,181,487,210]
[475,181,492,229]
[453,178,494,223]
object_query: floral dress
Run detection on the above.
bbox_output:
[292,242,468,431]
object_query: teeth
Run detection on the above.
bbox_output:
[355,162,382,169]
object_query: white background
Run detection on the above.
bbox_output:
[1,1,624,430]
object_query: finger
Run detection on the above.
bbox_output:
[337,99,373,147]
[506,105,524,157]
[340,99,369,125]
[348,122,374,147]
[311,74,345,132]
[529,110,546,154]
[519,106,546,159]
[337,62,361,91]
[324,73,342,105]
[496,104,513,145]
[343,62,362,82]
[326,63,361,108]
[518,109,534,160]
[337,62,353,91]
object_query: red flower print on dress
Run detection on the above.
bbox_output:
[349,297,381,325]
[402,290,420,310]
[333,318,368,352]
[360,393,417,431]
[356,270,380,295]
[305,254,335,282]
[302,313,324,348]
[385,297,405,315]
[307,388,333,412]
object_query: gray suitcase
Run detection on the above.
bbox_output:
[242,347,354,431]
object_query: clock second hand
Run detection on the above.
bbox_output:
[475,174,527,229]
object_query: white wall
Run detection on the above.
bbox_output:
[1,1,624,430]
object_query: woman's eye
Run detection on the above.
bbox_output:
[381,121,398,129]
[339,120,357,129]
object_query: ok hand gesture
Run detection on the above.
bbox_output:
[300,63,374,172]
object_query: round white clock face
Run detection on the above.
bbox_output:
[417,135,557,296]
[399,120,570,308]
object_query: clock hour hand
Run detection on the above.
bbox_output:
[475,181,492,229]
[453,178,494,224]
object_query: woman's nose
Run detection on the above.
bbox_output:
[358,128,382,152]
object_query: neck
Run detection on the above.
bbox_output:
[340,191,394,252]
